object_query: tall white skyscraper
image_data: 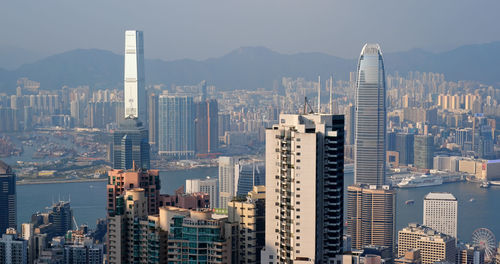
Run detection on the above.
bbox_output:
[354,43,386,186]
[124,30,146,121]
[218,156,235,209]
[185,177,218,209]
[261,113,344,263]
[423,192,458,239]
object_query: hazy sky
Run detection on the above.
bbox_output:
[1,0,499,61]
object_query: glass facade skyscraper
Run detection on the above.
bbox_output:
[158,95,195,158]
[0,160,16,234]
[354,43,387,186]
[112,117,150,170]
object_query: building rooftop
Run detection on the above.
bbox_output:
[424,192,457,201]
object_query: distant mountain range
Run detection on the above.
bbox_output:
[0,42,499,94]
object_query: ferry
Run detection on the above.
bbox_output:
[405,200,415,205]
[397,174,443,188]
[490,181,500,186]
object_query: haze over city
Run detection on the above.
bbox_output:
[0,1,500,264]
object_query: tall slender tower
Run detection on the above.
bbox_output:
[0,160,16,234]
[261,113,344,263]
[354,43,386,186]
[124,30,146,122]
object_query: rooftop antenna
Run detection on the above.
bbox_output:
[317,75,321,113]
[329,75,334,114]
[304,97,315,114]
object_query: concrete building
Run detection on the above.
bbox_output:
[148,93,158,150]
[234,160,265,197]
[218,156,236,209]
[228,186,265,263]
[124,30,146,122]
[261,113,344,263]
[158,186,210,209]
[0,229,28,264]
[346,185,396,252]
[395,249,421,264]
[112,117,150,170]
[158,95,195,158]
[354,43,387,186]
[0,160,16,234]
[185,177,218,209]
[423,192,457,239]
[397,223,456,264]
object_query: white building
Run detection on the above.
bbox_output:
[423,192,458,239]
[124,30,146,121]
[185,177,218,209]
[261,113,344,263]
[218,156,235,209]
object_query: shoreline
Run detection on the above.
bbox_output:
[17,178,107,185]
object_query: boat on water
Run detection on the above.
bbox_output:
[480,182,490,188]
[397,174,443,188]
[490,181,500,186]
[405,200,415,205]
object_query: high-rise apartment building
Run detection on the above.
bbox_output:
[354,44,386,186]
[124,30,146,121]
[195,99,219,154]
[457,244,485,264]
[423,192,457,239]
[158,95,195,158]
[0,229,28,264]
[219,156,235,209]
[0,160,16,234]
[148,93,158,150]
[185,177,218,209]
[397,223,456,264]
[228,186,265,264]
[346,185,396,252]
[107,188,168,264]
[414,135,434,170]
[107,167,160,216]
[261,113,344,263]
[112,117,150,170]
[164,207,232,263]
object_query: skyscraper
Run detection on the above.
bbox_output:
[346,185,396,252]
[261,113,344,263]
[354,43,386,186]
[423,192,457,239]
[124,30,146,121]
[234,160,265,197]
[158,95,195,158]
[414,135,434,170]
[112,117,150,170]
[345,103,355,146]
[0,160,16,234]
[218,156,235,209]
[0,229,28,264]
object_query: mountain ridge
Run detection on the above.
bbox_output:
[0,42,499,93]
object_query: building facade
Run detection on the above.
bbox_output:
[185,177,218,209]
[346,185,396,252]
[261,113,344,263]
[124,30,146,122]
[423,192,457,239]
[112,117,150,170]
[0,161,16,234]
[158,95,195,158]
[354,43,387,186]
[195,99,219,154]
[219,157,235,209]
[0,229,28,264]
[414,135,434,170]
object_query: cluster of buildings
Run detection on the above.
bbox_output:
[3,28,500,264]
